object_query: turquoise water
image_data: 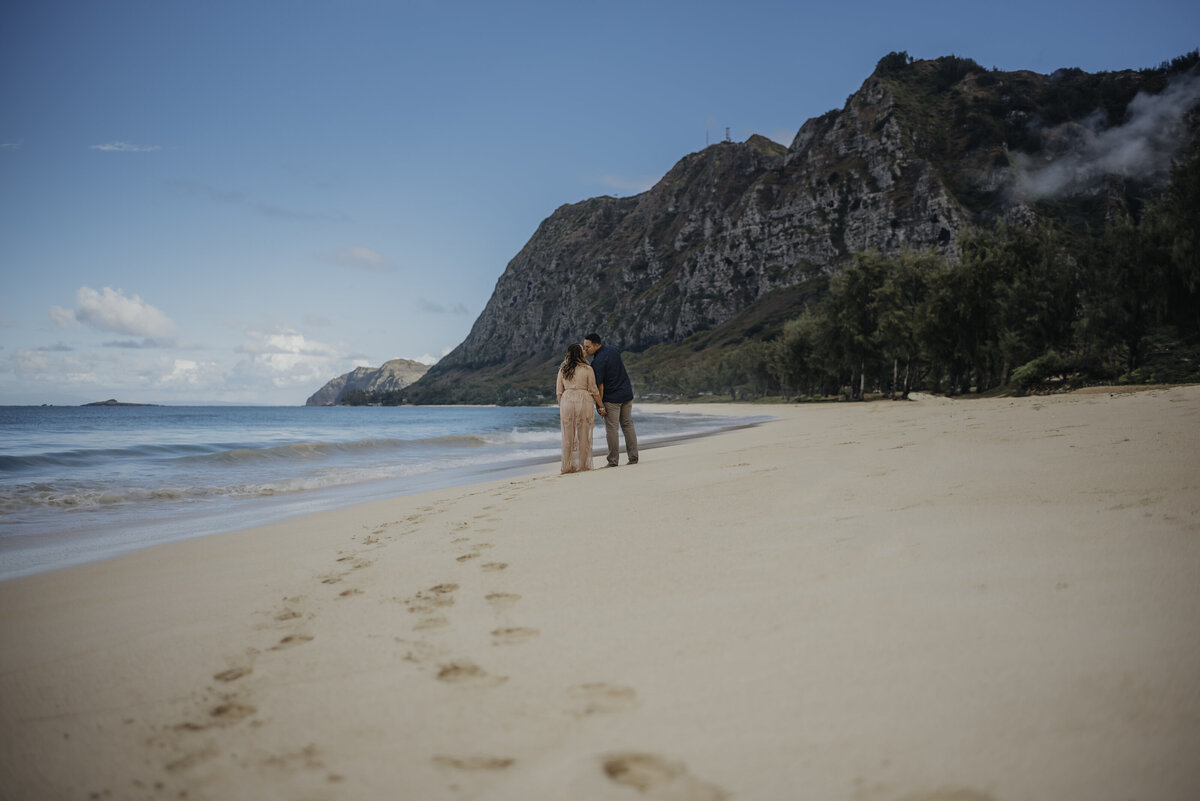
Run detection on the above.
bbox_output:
[0,405,766,579]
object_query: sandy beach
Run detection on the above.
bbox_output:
[2,387,1198,801]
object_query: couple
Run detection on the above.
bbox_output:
[555,333,638,474]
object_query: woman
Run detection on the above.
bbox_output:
[555,343,605,474]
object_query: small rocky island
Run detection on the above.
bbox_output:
[82,399,159,407]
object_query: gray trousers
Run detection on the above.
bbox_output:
[602,400,638,466]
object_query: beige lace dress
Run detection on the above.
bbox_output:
[555,364,602,473]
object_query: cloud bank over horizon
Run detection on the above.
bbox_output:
[0,284,449,404]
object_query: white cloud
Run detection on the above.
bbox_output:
[1,143,21,150]
[330,246,393,272]
[70,286,176,338]
[410,346,453,365]
[159,359,222,388]
[90,141,161,152]
[10,348,98,385]
[49,306,81,329]
[11,348,51,374]
[237,330,338,357]
[103,338,173,349]
[234,328,343,388]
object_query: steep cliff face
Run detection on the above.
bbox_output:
[305,358,428,405]
[406,54,1197,403]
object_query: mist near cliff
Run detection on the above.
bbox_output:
[1013,71,1200,200]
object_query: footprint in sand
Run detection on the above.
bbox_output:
[175,696,257,733]
[485,592,521,610]
[213,666,252,683]
[268,595,307,623]
[601,752,727,800]
[397,639,440,665]
[456,552,481,562]
[165,743,219,773]
[436,659,507,686]
[567,683,637,716]
[259,743,326,772]
[271,634,314,651]
[432,755,515,771]
[337,588,363,599]
[480,562,508,572]
[490,627,538,645]
[403,583,458,615]
[209,700,256,725]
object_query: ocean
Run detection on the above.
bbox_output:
[0,404,767,580]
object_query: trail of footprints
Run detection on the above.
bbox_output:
[153,478,725,799]
[147,514,414,785]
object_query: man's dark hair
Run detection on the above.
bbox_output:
[584,333,602,345]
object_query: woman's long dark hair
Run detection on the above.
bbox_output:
[561,343,588,380]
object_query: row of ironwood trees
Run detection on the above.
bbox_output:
[667,147,1200,400]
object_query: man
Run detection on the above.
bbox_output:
[583,333,638,467]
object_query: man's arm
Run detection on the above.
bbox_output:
[591,350,610,395]
[593,351,607,410]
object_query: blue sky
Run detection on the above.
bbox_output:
[1,0,1197,405]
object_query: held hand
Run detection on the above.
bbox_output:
[597,407,606,416]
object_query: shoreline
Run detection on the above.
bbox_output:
[0,406,771,583]
[2,389,1197,799]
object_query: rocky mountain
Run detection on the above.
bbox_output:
[305,358,429,406]
[404,52,1200,404]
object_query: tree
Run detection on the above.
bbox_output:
[768,311,827,398]
[872,250,939,397]
[964,224,1078,385]
[1076,217,1164,374]
[1145,140,1200,334]
[822,252,890,398]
